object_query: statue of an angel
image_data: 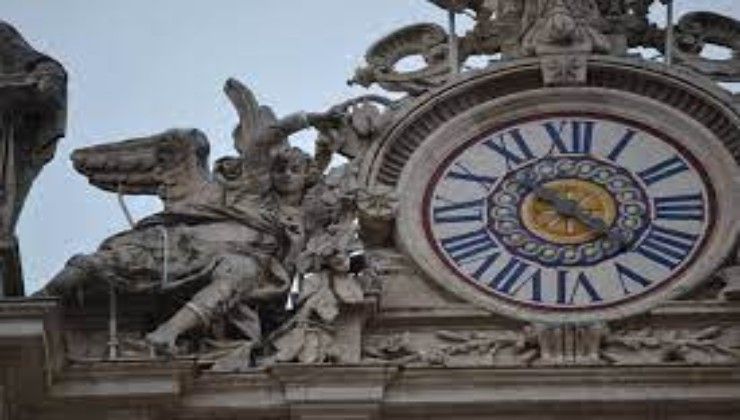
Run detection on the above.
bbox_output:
[38,79,341,353]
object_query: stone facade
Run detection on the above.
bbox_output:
[3,1,740,419]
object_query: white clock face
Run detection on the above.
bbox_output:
[423,113,715,312]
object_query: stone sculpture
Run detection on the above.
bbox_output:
[28,0,740,374]
[520,0,612,56]
[3,1,740,417]
[0,21,66,296]
[354,0,740,94]
[673,12,740,81]
[39,78,343,353]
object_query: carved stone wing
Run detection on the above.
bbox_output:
[223,78,278,155]
[71,129,210,201]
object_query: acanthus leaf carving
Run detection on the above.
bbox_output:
[603,326,740,365]
[363,330,537,367]
[363,323,740,367]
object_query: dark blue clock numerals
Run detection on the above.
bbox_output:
[635,225,699,270]
[543,120,595,155]
[432,198,485,224]
[653,193,705,221]
[638,155,689,186]
[440,229,500,280]
[484,128,535,166]
[614,263,652,296]
[427,115,712,310]
[487,257,542,302]
[446,163,498,191]
[606,129,637,163]
[557,271,602,304]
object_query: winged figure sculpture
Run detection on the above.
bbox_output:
[38,78,341,353]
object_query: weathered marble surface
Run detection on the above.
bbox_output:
[6,1,740,419]
[0,21,67,297]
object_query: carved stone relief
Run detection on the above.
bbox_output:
[353,1,740,94]
[673,12,740,82]
[603,326,740,365]
[363,323,740,367]
[349,23,452,95]
[37,79,351,357]
[24,0,740,377]
[520,0,612,57]
[34,73,401,370]
[540,54,588,85]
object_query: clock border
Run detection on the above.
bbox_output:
[422,112,715,311]
[396,88,740,323]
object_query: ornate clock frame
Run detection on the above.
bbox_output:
[360,57,740,321]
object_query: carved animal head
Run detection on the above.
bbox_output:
[71,129,210,200]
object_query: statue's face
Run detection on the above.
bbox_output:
[327,252,350,273]
[214,157,243,182]
[272,151,310,196]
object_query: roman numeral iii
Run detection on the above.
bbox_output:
[653,193,705,221]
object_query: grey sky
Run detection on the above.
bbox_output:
[0,1,738,293]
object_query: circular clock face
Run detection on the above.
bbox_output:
[421,112,717,314]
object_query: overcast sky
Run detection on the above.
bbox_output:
[1,1,738,293]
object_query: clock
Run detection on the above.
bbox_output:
[396,88,740,323]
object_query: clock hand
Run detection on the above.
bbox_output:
[517,173,627,246]
[570,202,628,246]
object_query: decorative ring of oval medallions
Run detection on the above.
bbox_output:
[374,57,740,323]
[488,156,650,267]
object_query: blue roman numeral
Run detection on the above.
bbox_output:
[489,257,531,292]
[544,120,595,155]
[492,261,542,303]
[614,263,652,295]
[440,229,500,280]
[433,198,485,224]
[557,271,602,304]
[606,129,636,162]
[484,128,535,166]
[446,163,498,191]
[635,225,698,269]
[654,193,705,221]
[638,156,689,186]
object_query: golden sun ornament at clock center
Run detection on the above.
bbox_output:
[520,179,617,245]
